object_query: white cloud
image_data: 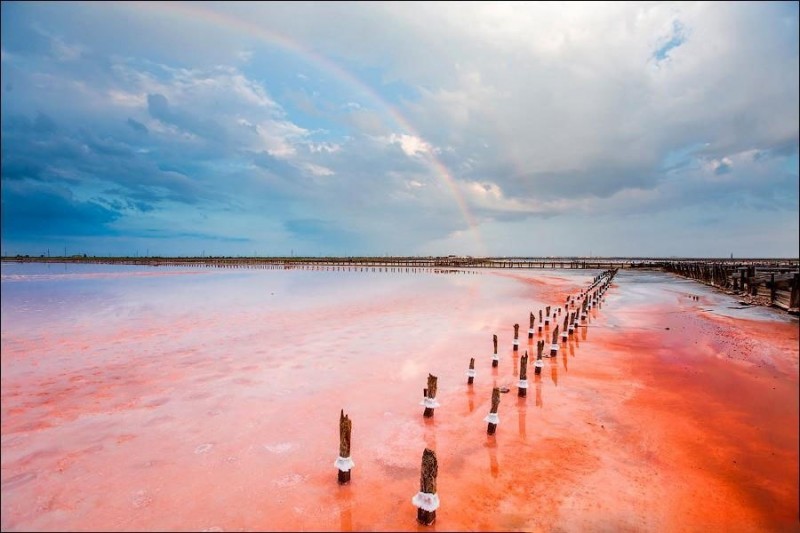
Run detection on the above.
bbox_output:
[302,163,335,177]
[307,142,341,154]
[383,133,435,158]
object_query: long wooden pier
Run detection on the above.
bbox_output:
[3,255,797,272]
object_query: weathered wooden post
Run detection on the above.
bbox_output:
[770,273,776,304]
[492,334,499,368]
[544,306,551,327]
[518,351,528,397]
[412,448,439,526]
[535,340,544,375]
[485,387,501,435]
[528,312,535,339]
[466,357,476,385]
[513,323,520,351]
[561,314,569,343]
[790,273,800,311]
[421,374,439,418]
[335,409,354,484]
[538,310,544,333]
[550,325,559,357]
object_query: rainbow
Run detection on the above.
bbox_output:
[115,1,486,255]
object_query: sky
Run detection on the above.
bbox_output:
[1,1,798,258]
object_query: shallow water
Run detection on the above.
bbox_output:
[1,264,797,531]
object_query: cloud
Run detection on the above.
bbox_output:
[126,117,148,134]
[384,133,435,158]
[1,2,797,256]
[1,180,120,238]
[711,157,733,176]
[301,163,335,177]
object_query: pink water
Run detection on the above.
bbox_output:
[1,263,797,531]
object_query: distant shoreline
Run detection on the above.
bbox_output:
[2,255,798,268]
[3,255,798,315]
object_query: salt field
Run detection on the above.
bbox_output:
[1,263,798,532]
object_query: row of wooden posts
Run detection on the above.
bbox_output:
[334,268,619,525]
[662,261,800,313]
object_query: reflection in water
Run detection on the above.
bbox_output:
[535,374,543,408]
[582,325,588,341]
[517,398,527,439]
[467,387,475,413]
[337,485,354,531]
[550,356,558,386]
[513,353,518,377]
[562,349,568,372]
[486,438,499,478]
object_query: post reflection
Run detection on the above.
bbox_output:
[337,484,353,531]
[486,438,499,478]
[535,374,543,408]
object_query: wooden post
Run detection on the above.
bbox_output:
[544,306,551,326]
[535,340,544,375]
[467,357,475,385]
[422,374,439,418]
[550,325,559,357]
[412,448,439,526]
[518,351,528,397]
[492,334,499,367]
[336,410,354,484]
[513,323,520,351]
[528,312,535,339]
[538,310,543,333]
[485,387,500,435]
[561,314,569,343]
[770,273,776,304]
[790,273,800,311]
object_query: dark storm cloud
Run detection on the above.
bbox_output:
[1,181,120,238]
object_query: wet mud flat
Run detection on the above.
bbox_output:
[1,264,797,531]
